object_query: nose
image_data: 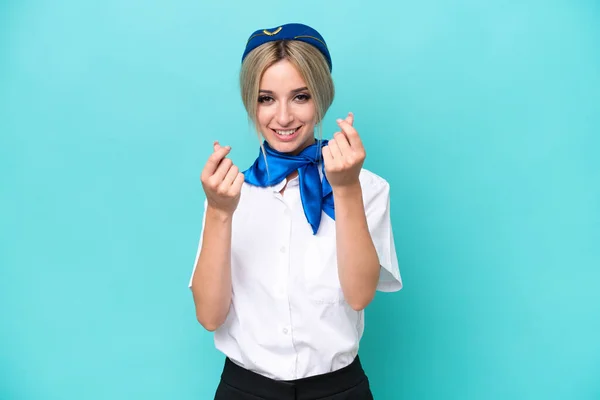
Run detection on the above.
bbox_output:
[276,102,294,127]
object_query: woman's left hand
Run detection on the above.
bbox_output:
[323,112,366,189]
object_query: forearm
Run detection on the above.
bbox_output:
[190,206,233,331]
[333,183,380,310]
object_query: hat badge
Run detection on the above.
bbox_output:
[262,27,282,36]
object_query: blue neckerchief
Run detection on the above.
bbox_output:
[243,140,334,234]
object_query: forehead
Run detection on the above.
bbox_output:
[260,59,307,90]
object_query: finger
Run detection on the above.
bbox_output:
[328,138,343,159]
[322,145,333,165]
[213,141,221,152]
[212,157,233,182]
[231,172,245,193]
[203,146,231,177]
[221,164,239,188]
[333,131,351,155]
[336,119,362,148]
[345,112,354,126]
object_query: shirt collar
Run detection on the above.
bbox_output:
[271,175,300,193]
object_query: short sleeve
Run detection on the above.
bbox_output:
[363,172,403,292]
[188,199,208,288]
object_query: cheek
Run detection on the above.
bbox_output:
[297,104,317,123]
[256,107,272,127]
[256,107,268,125]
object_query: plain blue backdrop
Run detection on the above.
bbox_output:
[1,1,599,399]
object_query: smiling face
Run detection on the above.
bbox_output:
[256,59,317,155]
[240,40,335,154]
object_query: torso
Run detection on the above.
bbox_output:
[200,168,402,380]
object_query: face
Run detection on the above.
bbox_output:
[256,59,317,155]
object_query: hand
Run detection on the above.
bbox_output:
[200,141,245,216]
[323,112,366,189]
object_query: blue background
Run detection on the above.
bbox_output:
[1,1,599,399]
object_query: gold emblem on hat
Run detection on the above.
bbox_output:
[263,27,282,36]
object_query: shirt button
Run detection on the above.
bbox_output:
[280,246,286,253]
[282,327,289,335]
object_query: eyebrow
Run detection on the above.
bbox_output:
[259,87,309,94]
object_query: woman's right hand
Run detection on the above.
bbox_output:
[200,141,245,216]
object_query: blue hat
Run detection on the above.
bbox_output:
[241,23,332,71]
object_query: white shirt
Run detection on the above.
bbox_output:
[188,168,402,380]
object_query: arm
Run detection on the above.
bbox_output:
[190,207,233,331]
[190,142,245,331]
[323,112,380,311]
[333,183,380,310]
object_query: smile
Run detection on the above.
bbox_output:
[273,127,301,136]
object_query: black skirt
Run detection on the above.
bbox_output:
[214,356,374,400]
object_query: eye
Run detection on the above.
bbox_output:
[295,93,311,102]
[258,95,274,103]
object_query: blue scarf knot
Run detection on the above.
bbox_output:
[243,140,335,234]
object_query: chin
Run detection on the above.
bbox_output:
[266,140,303,154]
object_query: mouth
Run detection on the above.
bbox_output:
[272,126,301,137]
[270,126,303,142]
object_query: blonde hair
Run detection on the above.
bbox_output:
[239,40,335,144]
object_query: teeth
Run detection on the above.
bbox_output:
[275,128,298,136]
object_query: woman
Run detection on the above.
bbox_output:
[189,22,402,400]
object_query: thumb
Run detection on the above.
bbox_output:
[345,112,354,126]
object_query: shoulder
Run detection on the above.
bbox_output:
[359,168,390,197]
[358,169,393,221]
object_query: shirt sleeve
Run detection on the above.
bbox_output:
[363,174,403,292]
[188,199,208,288]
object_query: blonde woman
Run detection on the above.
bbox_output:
[189,23,402,399]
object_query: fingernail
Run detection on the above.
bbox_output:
[336,118,342,123]
[225,145,231,150]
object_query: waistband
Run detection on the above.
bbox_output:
[220,356,367,400]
